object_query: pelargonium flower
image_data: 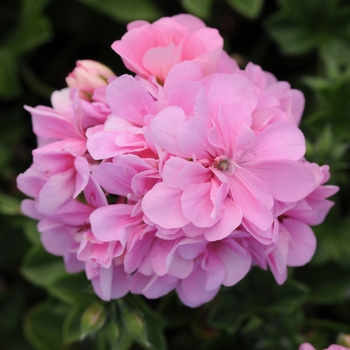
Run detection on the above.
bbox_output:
[17,15,338,308]
[112,13,236,83]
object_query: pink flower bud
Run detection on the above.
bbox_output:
[66,60,115,99]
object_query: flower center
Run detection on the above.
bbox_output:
[213,156,235,175]
[218,160,229,171]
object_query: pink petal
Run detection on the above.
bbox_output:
[73,156,89,198]
[93,162,135,196]
[106,75,156,126]
[203,198,242,241]
[176,265,219,307]
[142,183,189,229]
[284,218,316,266]
[243,122,306,162]
[248,160,316,202]
[230,167,274,230]
[90,204,142,242]
[149,106,187,156]
[181,183,218,228]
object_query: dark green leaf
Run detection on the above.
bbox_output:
[0,191,22,215]
[226,0,264,19]
[180,0,214,19]
[208,268,309,334]
[62,306,85,343]
[0,49,21,99]
[24,302,68,350]
[76,0,161,23]
[48,273,97,306]
[21,245,67,287]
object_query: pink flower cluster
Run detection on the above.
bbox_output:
[17,14,338,307]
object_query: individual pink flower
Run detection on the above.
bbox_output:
[66,60,115,100]
[239,62,305,129]
[112,14,230,83]
[143,73,316,243]
[264,163,338,284]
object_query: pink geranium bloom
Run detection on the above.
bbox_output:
[143,73,316,242]
[112,14,227,83]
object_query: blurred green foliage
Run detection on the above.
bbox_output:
[0,0,349,349]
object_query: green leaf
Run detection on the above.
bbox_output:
[21,245,67,287]
[0,49,21,99]
[63,306,85,343]
[295,264,350,304]
[180,0,214,19]
[24,301,68,350]
[0,191,22,215]
[76,0,161,23]
[48,273,97,306]
[4,0,53,56]
[226,0,264,19]
[208,268,309,334]
[23,219,41,246]
[265,0,350,59]
[81,303,107,338]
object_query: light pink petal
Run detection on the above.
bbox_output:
[21,199,43,220]
[106,75,156,126]
[230,167,274,230]
[163,157,190,188]
[73,156,90,198]
[202,249,225,291]
[172,13,205,32]
[284,218,316,266]
[177,162,211,190]
[39,220,73,256]
[25,105,82,140]
[93,162,135,196]
[83,175,108,208]
[216,239,252,286]
[267,223,289,284]
[142,183,189,229]
[243,122,306,162]
[130,273,178,299]
[176,265,220,307]
[90,204,142,242]
[166,81,204,116]
[248,160,316,202]
[143,44,182,82]
[164,61,203,90]
[204,198,242,241]
[207,74,258,116]
[177,115,214,159]
[17,166,47,197]
[90,264,129,301]
[37,168,76,215]
[182,183,218,228]
[86,130,120,160]
[149,106,187,156]
[112,26,156,77]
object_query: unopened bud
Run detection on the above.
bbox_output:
[81,303,106,338]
